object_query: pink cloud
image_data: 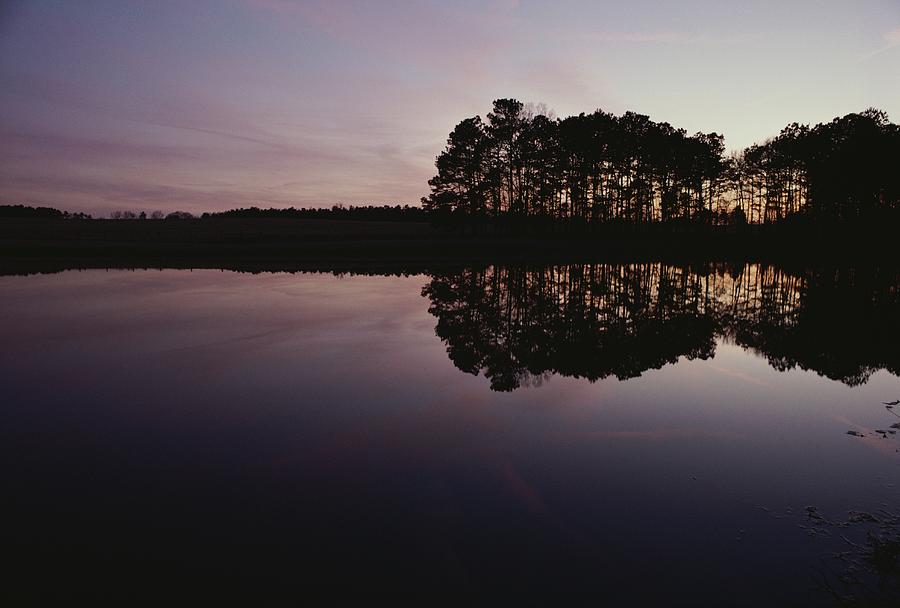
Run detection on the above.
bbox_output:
[862,26,900,59]
[591,30,692,43]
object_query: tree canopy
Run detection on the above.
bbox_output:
[424,101,900,227]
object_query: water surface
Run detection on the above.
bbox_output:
[2,264,899,604]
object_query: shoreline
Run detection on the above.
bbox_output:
[2,217,897,276]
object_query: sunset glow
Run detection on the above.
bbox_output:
[1,0,897,215]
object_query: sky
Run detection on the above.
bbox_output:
[0,0,898,216]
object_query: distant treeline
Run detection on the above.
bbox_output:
[423,100,900,226]
[202,204,425,222]
[0,204,91,219]
[1,204,425,222]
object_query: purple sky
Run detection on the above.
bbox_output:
[1,0,898,215]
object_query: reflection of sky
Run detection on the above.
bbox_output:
[2,269,900,600]
[0,0,898,215]
[3,269,898,501]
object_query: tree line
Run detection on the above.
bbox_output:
[1,204,425,222]
[203,204,425,222]
[423,100,900,227]
[0,204,92,219]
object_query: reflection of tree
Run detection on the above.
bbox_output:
[424,264,718,391]
[727,266,900,386]
[423,263,900,391]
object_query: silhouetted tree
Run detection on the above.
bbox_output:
[422,116,488,223]
[0,204,65,219]
[425,101,899,229]
[165,211,195,220]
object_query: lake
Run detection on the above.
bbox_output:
[2,263,899,604]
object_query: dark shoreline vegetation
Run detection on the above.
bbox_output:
[2,213,899,272]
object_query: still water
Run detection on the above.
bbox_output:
[2,263,899,604]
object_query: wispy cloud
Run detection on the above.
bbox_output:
[241,0,518,80]
[591,30,692,43]
[0,70,435,212]
[862,27,900,60]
